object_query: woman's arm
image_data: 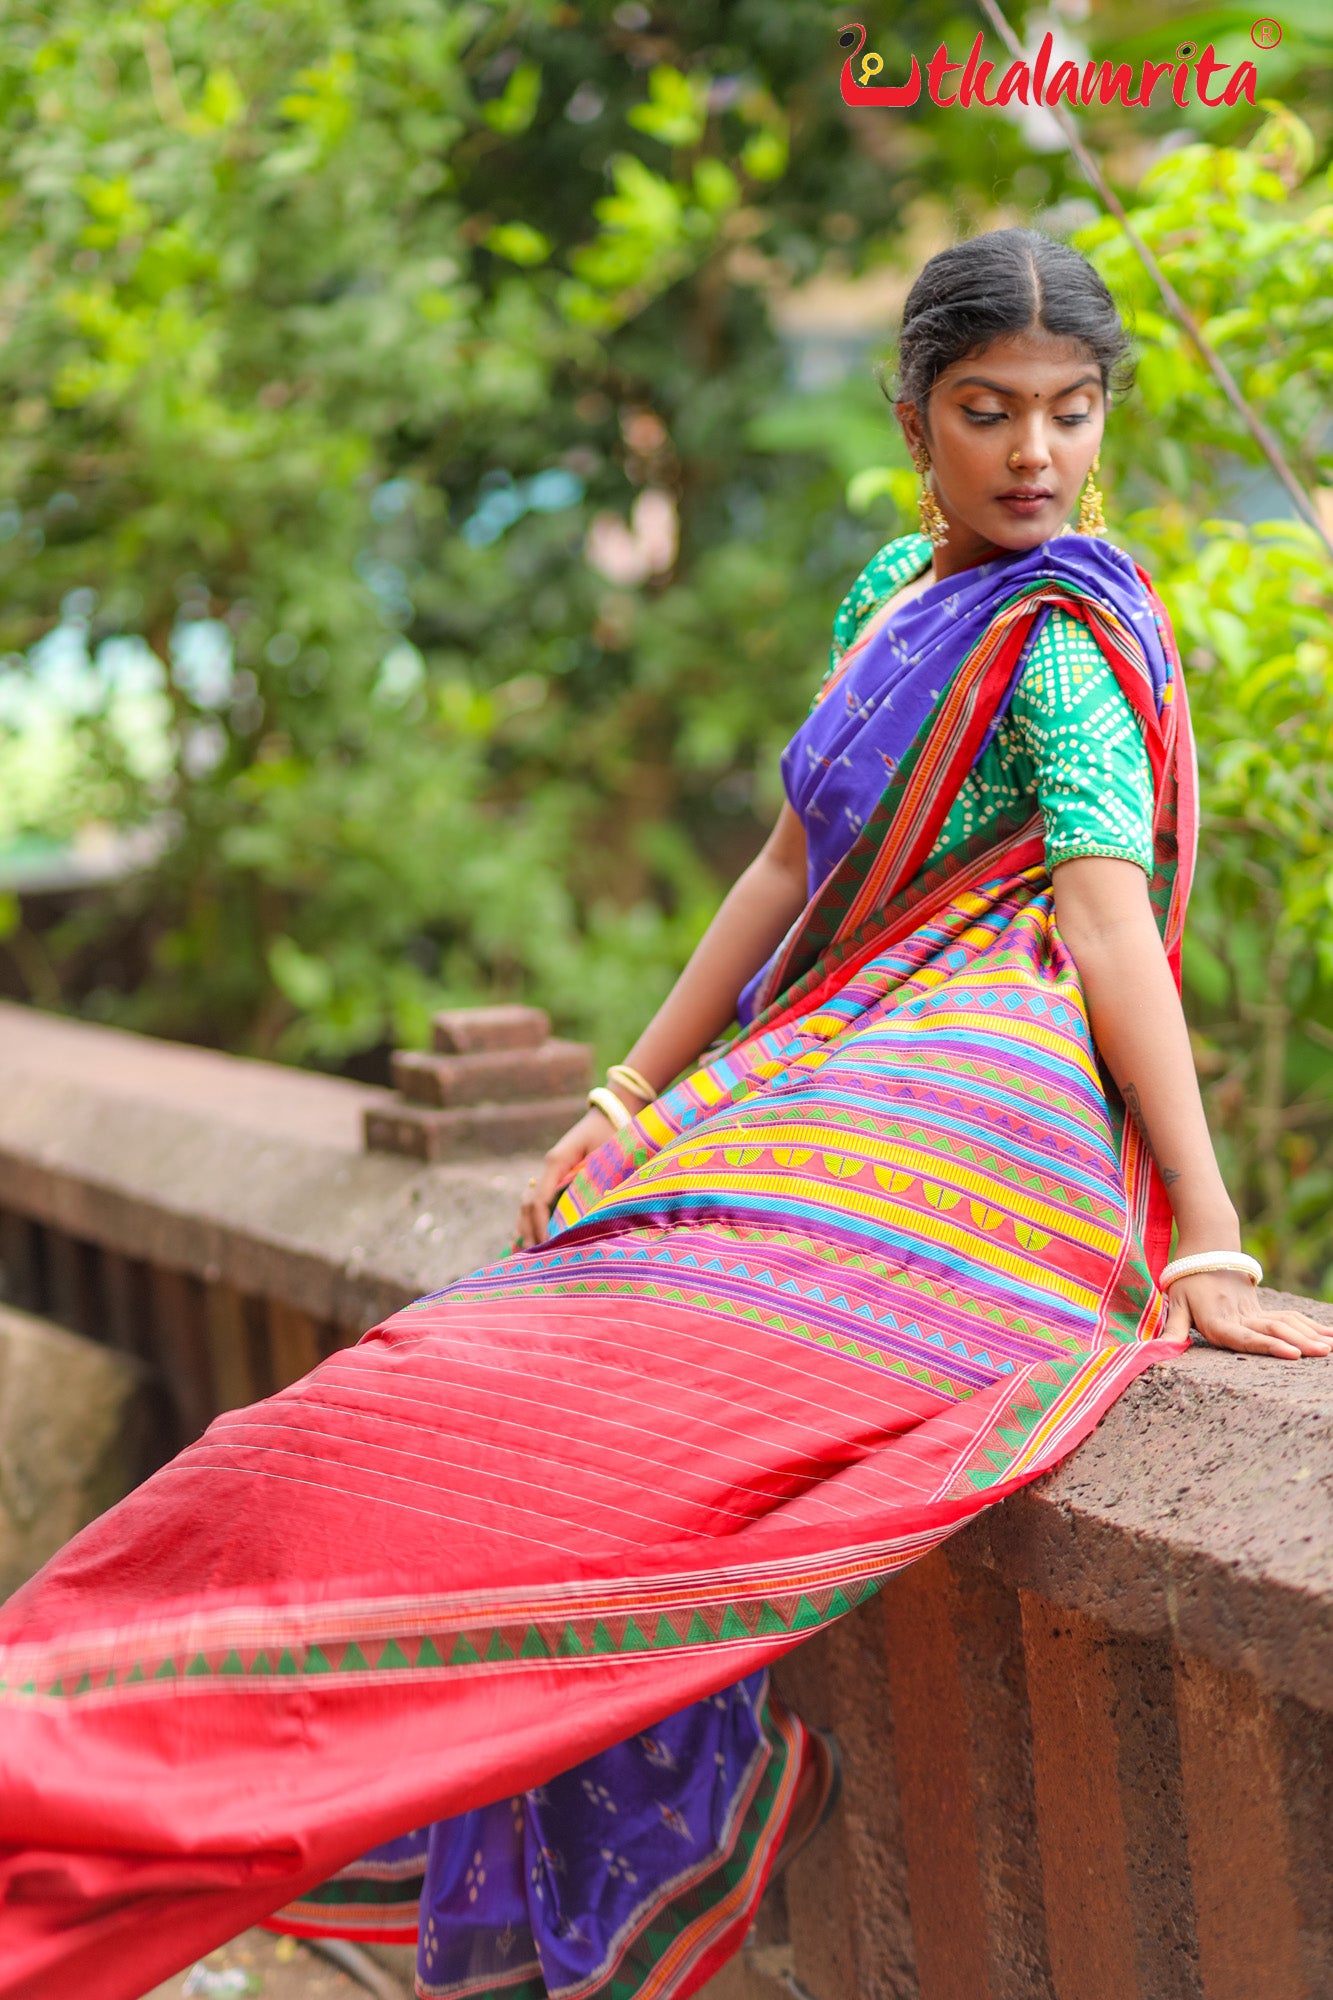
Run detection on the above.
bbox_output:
[518,802,809,1245]
[1052,856,1331,1359]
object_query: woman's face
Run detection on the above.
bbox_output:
[896,329,1106,568]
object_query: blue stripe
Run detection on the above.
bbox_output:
[575,1187,1102,1323]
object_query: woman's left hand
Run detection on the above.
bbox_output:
[1165,1272,1333,1358]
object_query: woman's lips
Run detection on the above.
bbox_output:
[996,489,1053,517]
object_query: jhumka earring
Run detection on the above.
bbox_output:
[911,444,949,549]
[1077,451,1107,536]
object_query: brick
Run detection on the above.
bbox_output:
[431,1005,550,1055]
[46,1227,100,1340]
[392,1039,591,1109]
[1174,1652,1307,2000]
[945,1552,1055,2000]
[778,1595,917,2000]
[955,1325,1333,1715]
[147,1265,215,1445]
[1102,1633,1200,2000]
[364,1095,587,1163]
[695,1944,792,2000]
[1276,1699,1333,2000]
[0,1209,42,1313]
[100,1248,154,1363]
[1019,1593,1138,2000]
[241,1292,277,1402]
[882,1550,990,2000]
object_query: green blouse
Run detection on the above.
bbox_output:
[828,533,1155,877]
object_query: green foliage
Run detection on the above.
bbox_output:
[1153,523,1333,1292]
[626,64,710,149]
[1071,108,1333,1291]
[0,6,1329,1290]
[0,0,967,1070]
[1076,105,1333,497]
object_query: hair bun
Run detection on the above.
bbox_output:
[892,228,1133,411]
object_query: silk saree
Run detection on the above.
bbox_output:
[0,533,1196,2000]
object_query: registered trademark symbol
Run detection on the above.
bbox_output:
[1250,17,1282,47]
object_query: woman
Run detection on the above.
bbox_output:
[1,230,1327,2000]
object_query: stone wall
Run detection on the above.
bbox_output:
[0,1001,530,1467]
[1,1001,1329,1999]
[0,1301,143,1598]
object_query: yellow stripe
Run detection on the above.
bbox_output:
[1005,1346,1119,1477]
[694,1072,737,1108]
[636,1102,679,1147]
[597,1168,1102,1311]
[641,1122,1121,1248]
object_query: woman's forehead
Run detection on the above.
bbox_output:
[936,331,1104,392]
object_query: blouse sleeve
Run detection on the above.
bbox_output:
[1009,606,1155,876]
[826,535,934,677]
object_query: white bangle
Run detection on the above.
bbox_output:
[587,1085,632,1132]
[1158,1251,1263,1289]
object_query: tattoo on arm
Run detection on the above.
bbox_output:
[1122,1082,1180,1186]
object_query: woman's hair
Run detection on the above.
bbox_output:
[893,227,1134,412]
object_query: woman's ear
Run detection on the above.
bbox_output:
[895,399,925,461]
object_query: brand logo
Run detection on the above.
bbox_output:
[837,20,1262,110]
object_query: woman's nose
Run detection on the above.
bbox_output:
[1007,426,1052,471]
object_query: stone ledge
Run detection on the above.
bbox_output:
[391,1040,590,1108]
[957,1314,1333,1714]
[2,1004,1330,1714]
[0,1003,528,1331]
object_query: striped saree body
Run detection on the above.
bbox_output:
[0,547,1195,2000]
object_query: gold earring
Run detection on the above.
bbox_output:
[911,444,949,549]
[1077,451,1106,536]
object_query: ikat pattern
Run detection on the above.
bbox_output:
[407,1672,794,2000]
[829,534,1156,878]
[0,535,1197,2000]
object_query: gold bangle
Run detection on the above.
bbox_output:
[587,1086,632,1131]
[607,1062,656,1104]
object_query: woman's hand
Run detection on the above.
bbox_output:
[1165,1273,1333,1359]
[517,1106,616,1248]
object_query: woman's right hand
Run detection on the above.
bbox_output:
[517,1106,618,1247]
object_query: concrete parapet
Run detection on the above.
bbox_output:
[0,1001,528,1423]
[431,1004,550,1054]
[0,1301,143,1598]
[367,1007,593,1161]
[0,1001,1328,1995]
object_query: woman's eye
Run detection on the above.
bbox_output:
[961,409,1005,425]
[1056,413,1092,426]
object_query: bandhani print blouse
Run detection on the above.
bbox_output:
[827,532,1155,878]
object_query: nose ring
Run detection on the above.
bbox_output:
[1008,449,1023,470]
